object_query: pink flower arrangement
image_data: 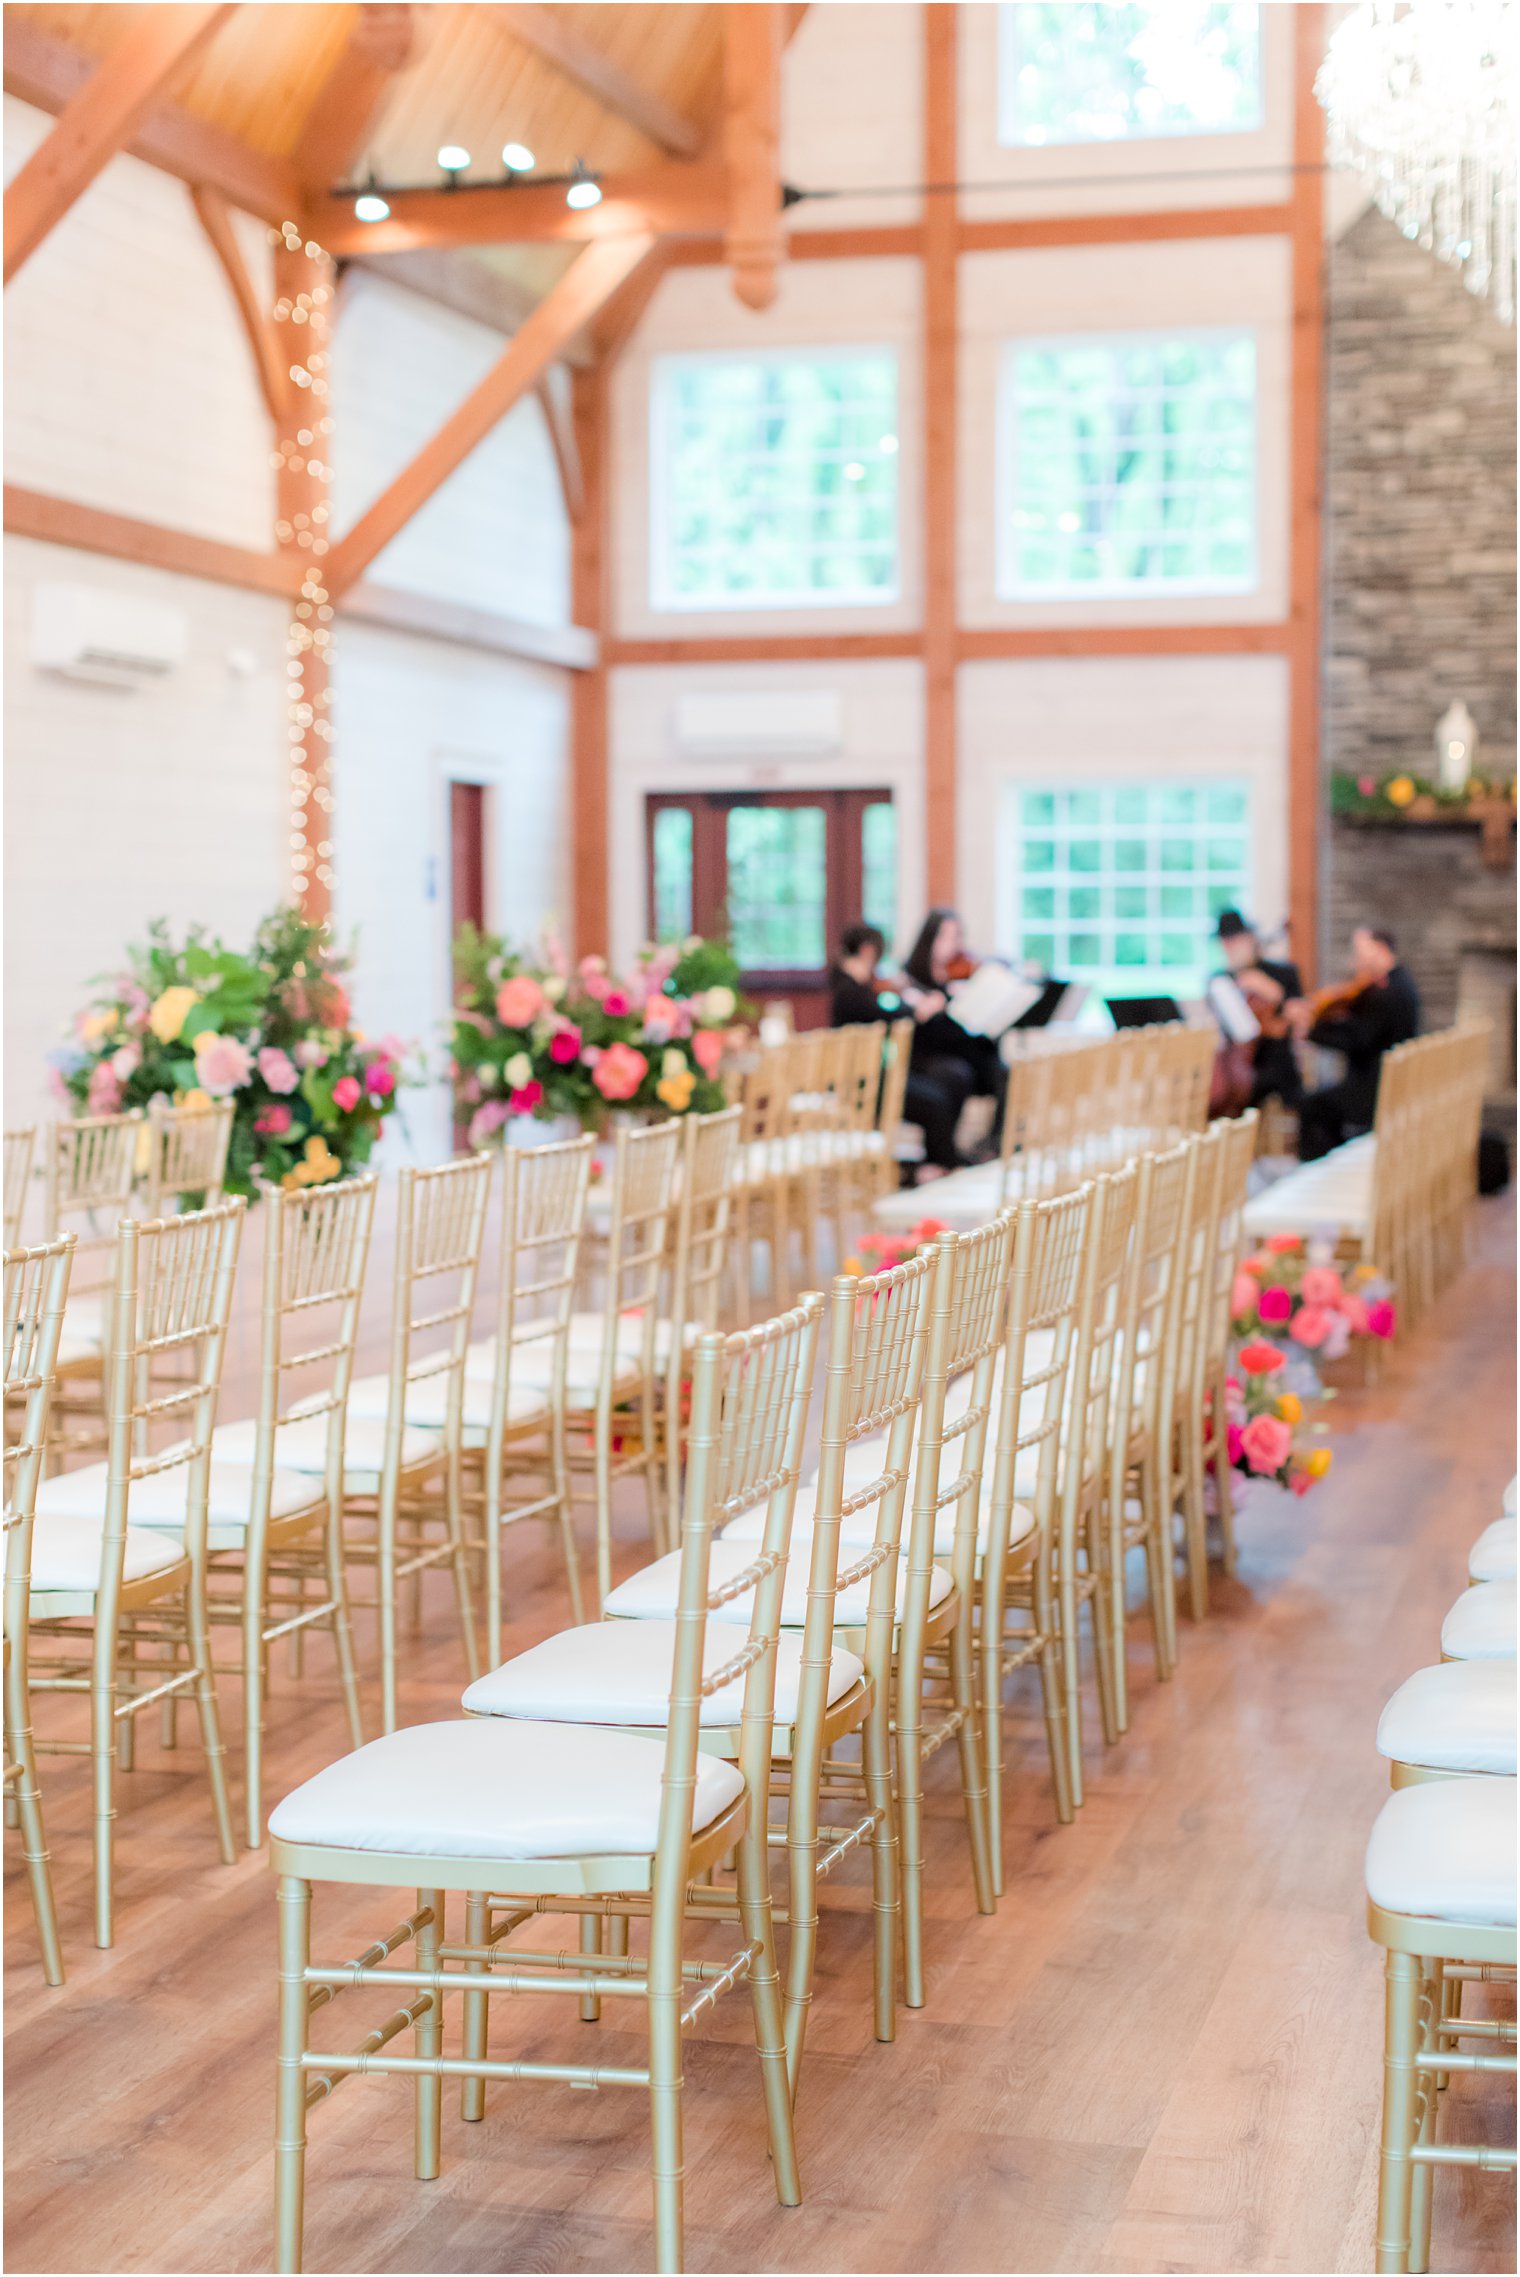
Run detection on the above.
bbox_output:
[495,974,545,1028]
[592,1041,648,1102]
[1232,1245,1397,1363]
[259,1046,300,1095]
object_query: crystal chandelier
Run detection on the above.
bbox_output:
[1316,0,1516,325]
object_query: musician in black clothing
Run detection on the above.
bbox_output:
[1292,926,1422,1161]
[900,907,1008,1142]
[1215,908,1304,1109]
[830,923,972,1175]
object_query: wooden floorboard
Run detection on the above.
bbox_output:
[5,1198,1516,2275]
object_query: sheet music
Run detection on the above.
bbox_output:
[947,963,1042,1038]
[1206,972,1262,1044]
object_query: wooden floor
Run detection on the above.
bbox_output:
[6,1198,1516,2276]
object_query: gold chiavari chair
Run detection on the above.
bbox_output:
[465,1251,928,2092]
[30,1200,245,1945]
[184,1174,377,1848]
[512,1119,681,1613]
[650,1105,742,1536]
[1190,1110,1258,1616]
[874,1014,915,1199]
[140,1096,234,1216]
[4,1125,36,1249]
[327,1156,493,1732]
[462,1134,595,1655]
[3,1232,74,1982]
[998,1036,1110,1204]
[729,1038,792,1318]
[39,1109,144,1449]
[979,1182,1092,1860]
[266,1295,822,2277]
[1106,1138,1193,1731]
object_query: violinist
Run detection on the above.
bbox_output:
[830,922,972,1176]
[1289,925,1421,1161]
[1215,909,1303,1109]
[900,908,1008,1150]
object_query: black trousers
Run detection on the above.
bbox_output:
[904,1058,974,1170]
[1298,1080,1369,1162]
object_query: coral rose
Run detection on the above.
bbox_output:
[592,1041,647,1102]
[331,1075,362,1113]
[495,974,545,1029]
[1258,1283,1292,1324]
[691,1029,724,1078]
[1240,1413,1292,1476]
[1236,1340,1286,1376]
[1265,1233,1302,1255]
[1300,1266,1344,1308]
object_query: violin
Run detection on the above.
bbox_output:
[1306,973,1375,1023]
[941,951,980,984]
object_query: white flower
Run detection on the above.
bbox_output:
[662,1046,687,1079]
[543,974,566,1004]
[505,1051,533,1090]
[703,985,736,1023]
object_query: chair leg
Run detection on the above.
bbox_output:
[1408,1962,1439,2277]
[647,1930,686,2274]
[949,1619,995,1916]
[91,1631,117,1950]
[1031,1560,1074,1826]
[244,1583,267,1854]
[1059,1560,1084,1812]
[444,1454,481,1684]
[862,1689,899,2043]
[1181,1423,1210,1623]
[1109,1486,1130,1738]
[414,1890,443,2182]
[186,1581,236,1867]
[274,1875,311,2275]
[734,1817,802,2208]
[593,1418,615,1616]
[781,1747,820,2093]
[460,1893,492,2124]
[325,1529,366,1756]
[982,1631,1006,1900]
[5,1643,64,1984]
[378,1490,399,1736]
[1376,1948,1423,2274]
[580,1908,604,2024]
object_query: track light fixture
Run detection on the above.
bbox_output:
[565,160,602,210]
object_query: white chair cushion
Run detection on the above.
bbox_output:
[35,1457,317,1534]
[723,1479,1034,1562]
[1505,1476,1517,1518]
[564,1312,697,1363]
[1376,1660,1518,1775]
[1364,1776,1517,1925]
[603,1540,954,1630]
[267,1717,745,1860]
[31,1513,184,1599]
[872,1163,1005,1234]
[1470,1516,1518,1585]
[1441,1580,1517,1661]
[346,1371,550,1441]
[211,1412,440,1488]
[1241,1136,1374,1242]
[462,1621,864,1730]
[464,1337,643,1405]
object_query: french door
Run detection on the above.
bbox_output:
[645,789,896,1026]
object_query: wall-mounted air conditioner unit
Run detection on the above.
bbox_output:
[673,689,843,758]
[31,580,189,689]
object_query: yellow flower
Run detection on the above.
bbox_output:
[656,1069,695,1113]
[1385,775,1416,809]
[80,1008,119,1044]
[149,985,200,1042]
[1275,1392,1302,1424]
[1305,1446,1333,1479]
[174,1087,213,1112]
[283,1134,341,1189]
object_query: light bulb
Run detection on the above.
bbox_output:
[437,144,471,173]
[843,461,865,482]
[878,434,899,455]
[566,165,602,210]
[354,192,390,223]
[502,142,535,171]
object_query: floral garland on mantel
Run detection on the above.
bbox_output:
[53,907,405,1195]
[450,929,749,1143]
[1330,769,1517,823]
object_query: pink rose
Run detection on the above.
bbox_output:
[548,1025,582,1065]
[1227,1423,1245,1466]
[1341,1293,1370,1334]
[580,968,611,1003]
[467,1101,510,1148]
[195,1035,253,1096]
[1357,775,1377,797]
[259,1046,300,1095]
[1289,1470,1313,1496]
[1301,1266,1344,1308]
[1366,1299,1397,1340]
[1265,1233,1302,1255]
[1258,1283,1292,1324]
[509,1080,544,1114]
[1231,1271,1260,1319]
[255,1103,292,1137]
[87,1063,122,1114]
[332,1075,362,1113]
[365,1060,396,1099]
[495,974,545,1028]
[1240,1414,1292,1476]
[1290,1304,1331,1349]
[602,989,631,1019]
[692,1029,724,1077]
[592,1041,648,1102]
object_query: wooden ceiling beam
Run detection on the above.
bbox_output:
[535,373,585,521]
[293,3,417,193]
[4,18,295,223]
[488,4,702,160]
[309,165,724,253]
[323,231,656,599]
[4,4,238,283]
[724,3,784,310]
[191,183,291,426]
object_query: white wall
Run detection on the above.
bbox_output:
[783,3,924,234]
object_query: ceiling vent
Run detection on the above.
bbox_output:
[31,580,189,689]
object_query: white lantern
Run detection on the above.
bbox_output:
[1435,699,1479,792]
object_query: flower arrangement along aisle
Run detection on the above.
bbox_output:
[1217,1235,1397,1497]
[846,1219,949,1275]
[54,906,405,1194]
[449,928,747,1145]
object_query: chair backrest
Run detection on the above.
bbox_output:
[377,1155,494,1489]
[487,1132,595,1445]
[653,1293,822,1895]
[94,1201,246,1610]
[1202,1109,1258,1369]
[1061,1164,1141,1559]
[1111,1139,1195,1514]
[3,1127,36,1250]
[42,1113,143,1292]
[4,1234,76,1631]
[590,1118,684,1402]
[837,1023,885,1134]
[141,1098,234,1217]
[877,1018,914,1140]
[906,1212,1020,1607]
[670,1106,743,1348]
[984,1181,1095,1601]
[247,1172,379,1522]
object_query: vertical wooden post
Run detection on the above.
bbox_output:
[1289,5,1327,983]
[570,363,609,957]
[923,5,958,908]
[725,1,784,312]
[274,226,336,925]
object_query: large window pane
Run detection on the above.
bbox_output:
[861,800,898,944]
[651,807,693,942]
[725,807,828,970]
[652,352,900,611]
[1007,779,1251,998]
[1000,330,1257,596]
[999,3,1262,147]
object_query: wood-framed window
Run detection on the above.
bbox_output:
[646,788,898,1021]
